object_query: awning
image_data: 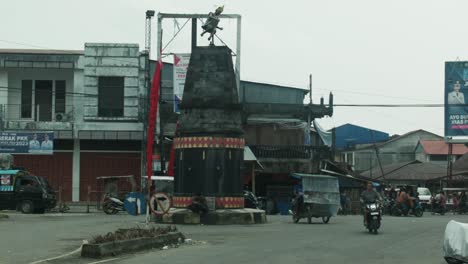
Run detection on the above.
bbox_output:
[290,173,337,180]
[244,146,264,169]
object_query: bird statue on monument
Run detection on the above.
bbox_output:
[201,6,224,45]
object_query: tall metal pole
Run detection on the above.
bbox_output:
[236,16,241,101]
[370,130,386,183]
[191,18,197,50]
[309,74,312,105]
[142,10,154,186]
[307,74,312,172]
[143,10,155,225]
[157,15,165,174]
[447,143,453,187]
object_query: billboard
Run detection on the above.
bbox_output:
[173,54,191,113]
[445,62,468,138]
[0,132,54,154]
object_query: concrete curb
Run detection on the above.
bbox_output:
[156,209,267,225]
[81,232,185,258]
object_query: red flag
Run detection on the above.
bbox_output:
[146,59,163,189]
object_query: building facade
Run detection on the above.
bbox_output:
[0,44,147,201]
[341,130,443,173]
[415,140,468,165]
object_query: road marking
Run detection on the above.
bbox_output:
[28,240,87,264]
[87,258,120,264]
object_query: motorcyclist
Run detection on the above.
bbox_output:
[292,190,304,214]
[360,182,382,226]
[432,191,446,212]
[459,192,467,214]
[388,186,397,200]
[396,187,411,213]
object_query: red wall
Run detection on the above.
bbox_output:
[80,153,141,201]
[13,153,73,201]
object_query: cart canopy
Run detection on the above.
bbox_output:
[444,220,468,262]
[291,173,340,206]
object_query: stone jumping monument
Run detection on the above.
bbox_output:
[157,8,266,225]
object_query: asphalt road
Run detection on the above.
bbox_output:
[0,211,464,264]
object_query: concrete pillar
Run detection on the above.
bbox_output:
[72,139,80,202]
[0,71,8,123]
[0,71,8,105]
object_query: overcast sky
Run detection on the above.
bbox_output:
[3,0,468,136]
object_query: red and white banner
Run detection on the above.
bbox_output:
[173,54,190,113]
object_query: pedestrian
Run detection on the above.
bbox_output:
[187,193,209,215]
[453,193,459,211]
[340,192,347,215]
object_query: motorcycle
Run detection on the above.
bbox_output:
[458,202,468,215]
[364,202,381,234]
[102,195,125,215]
[244,190,260,209]
[382,198,395,215]
[431,200,446,215]
[391,200,423,217]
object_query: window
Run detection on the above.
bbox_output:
[55,80,66,113]
[21,80,32,118]
[98,77,124,117]
[430,155,447,161]
[346,152,354,165]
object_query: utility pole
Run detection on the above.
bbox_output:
[447,143,453,187]
[143,10,155,226]
[307,74,312,172]
[370,130,386,183]
[142,10,155,183]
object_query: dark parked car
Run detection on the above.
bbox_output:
[0,170,56,213]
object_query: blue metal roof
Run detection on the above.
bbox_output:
[335,123,389,149]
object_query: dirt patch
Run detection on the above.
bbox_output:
[91,226,177,244]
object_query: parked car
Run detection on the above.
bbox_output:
[0,170,56,214]
[417,187,432,210]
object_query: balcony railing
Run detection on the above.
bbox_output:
[249,145,330,160]
[0,104,74,122]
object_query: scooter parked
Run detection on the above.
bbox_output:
[102,195,125,215]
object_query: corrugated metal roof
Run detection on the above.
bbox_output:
[361,161,447,181]
[355,129,443,151]
[240,80,307,104]
[454,153,468,171]
[419,140,468,155]
[0,49,84,55]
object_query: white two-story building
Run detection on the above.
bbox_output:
[0,43,148,201]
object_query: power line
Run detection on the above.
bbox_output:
[0,85,453,106]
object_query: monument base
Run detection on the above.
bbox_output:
[154,208,267,225]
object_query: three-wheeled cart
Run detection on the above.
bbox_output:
[291,173,340,224]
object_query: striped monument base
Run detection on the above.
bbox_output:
[172,196,244,209]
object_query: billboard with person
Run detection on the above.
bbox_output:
[173,53,191,113]
[445,62,468,137]
[0,132,54,154]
